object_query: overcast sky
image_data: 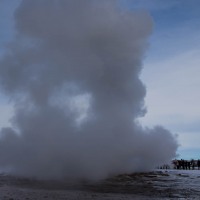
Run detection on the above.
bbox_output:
[0,0,200,160]
[128,0,200,159]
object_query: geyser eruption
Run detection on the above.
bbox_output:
[0,0,177,180]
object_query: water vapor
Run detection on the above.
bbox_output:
[0,0,178,180]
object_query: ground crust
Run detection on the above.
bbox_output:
[1,170,200,199]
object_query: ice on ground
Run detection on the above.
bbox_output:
[1,170,200,199]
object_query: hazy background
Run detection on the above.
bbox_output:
[0,0,199,177]
[0,0,178,179]
[0,3,197,162]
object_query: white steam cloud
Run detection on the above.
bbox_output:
[0,0,177,180]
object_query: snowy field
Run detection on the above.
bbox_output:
[1,170,200,199]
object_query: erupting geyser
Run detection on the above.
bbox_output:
[0,0,178,180]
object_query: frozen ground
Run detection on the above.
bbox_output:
[1,170,200,199]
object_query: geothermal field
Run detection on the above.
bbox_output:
[0,0,177,181]
[0,0,182,199]
[1,170,200,199]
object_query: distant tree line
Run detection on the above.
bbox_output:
[172,159,200,170]
[158,159,200,170]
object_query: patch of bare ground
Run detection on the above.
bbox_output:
[1,171,200,199]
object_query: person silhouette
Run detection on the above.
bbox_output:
[197,159,200,170]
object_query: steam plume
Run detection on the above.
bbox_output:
[0,0,177,180]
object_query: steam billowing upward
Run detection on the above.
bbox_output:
[0,0,177,180]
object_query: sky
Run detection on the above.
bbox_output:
[126,0,200,160]
[0,0,199,160]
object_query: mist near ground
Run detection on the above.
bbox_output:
[0,0,178,180]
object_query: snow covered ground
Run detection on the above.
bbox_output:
[1,170,200,199]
